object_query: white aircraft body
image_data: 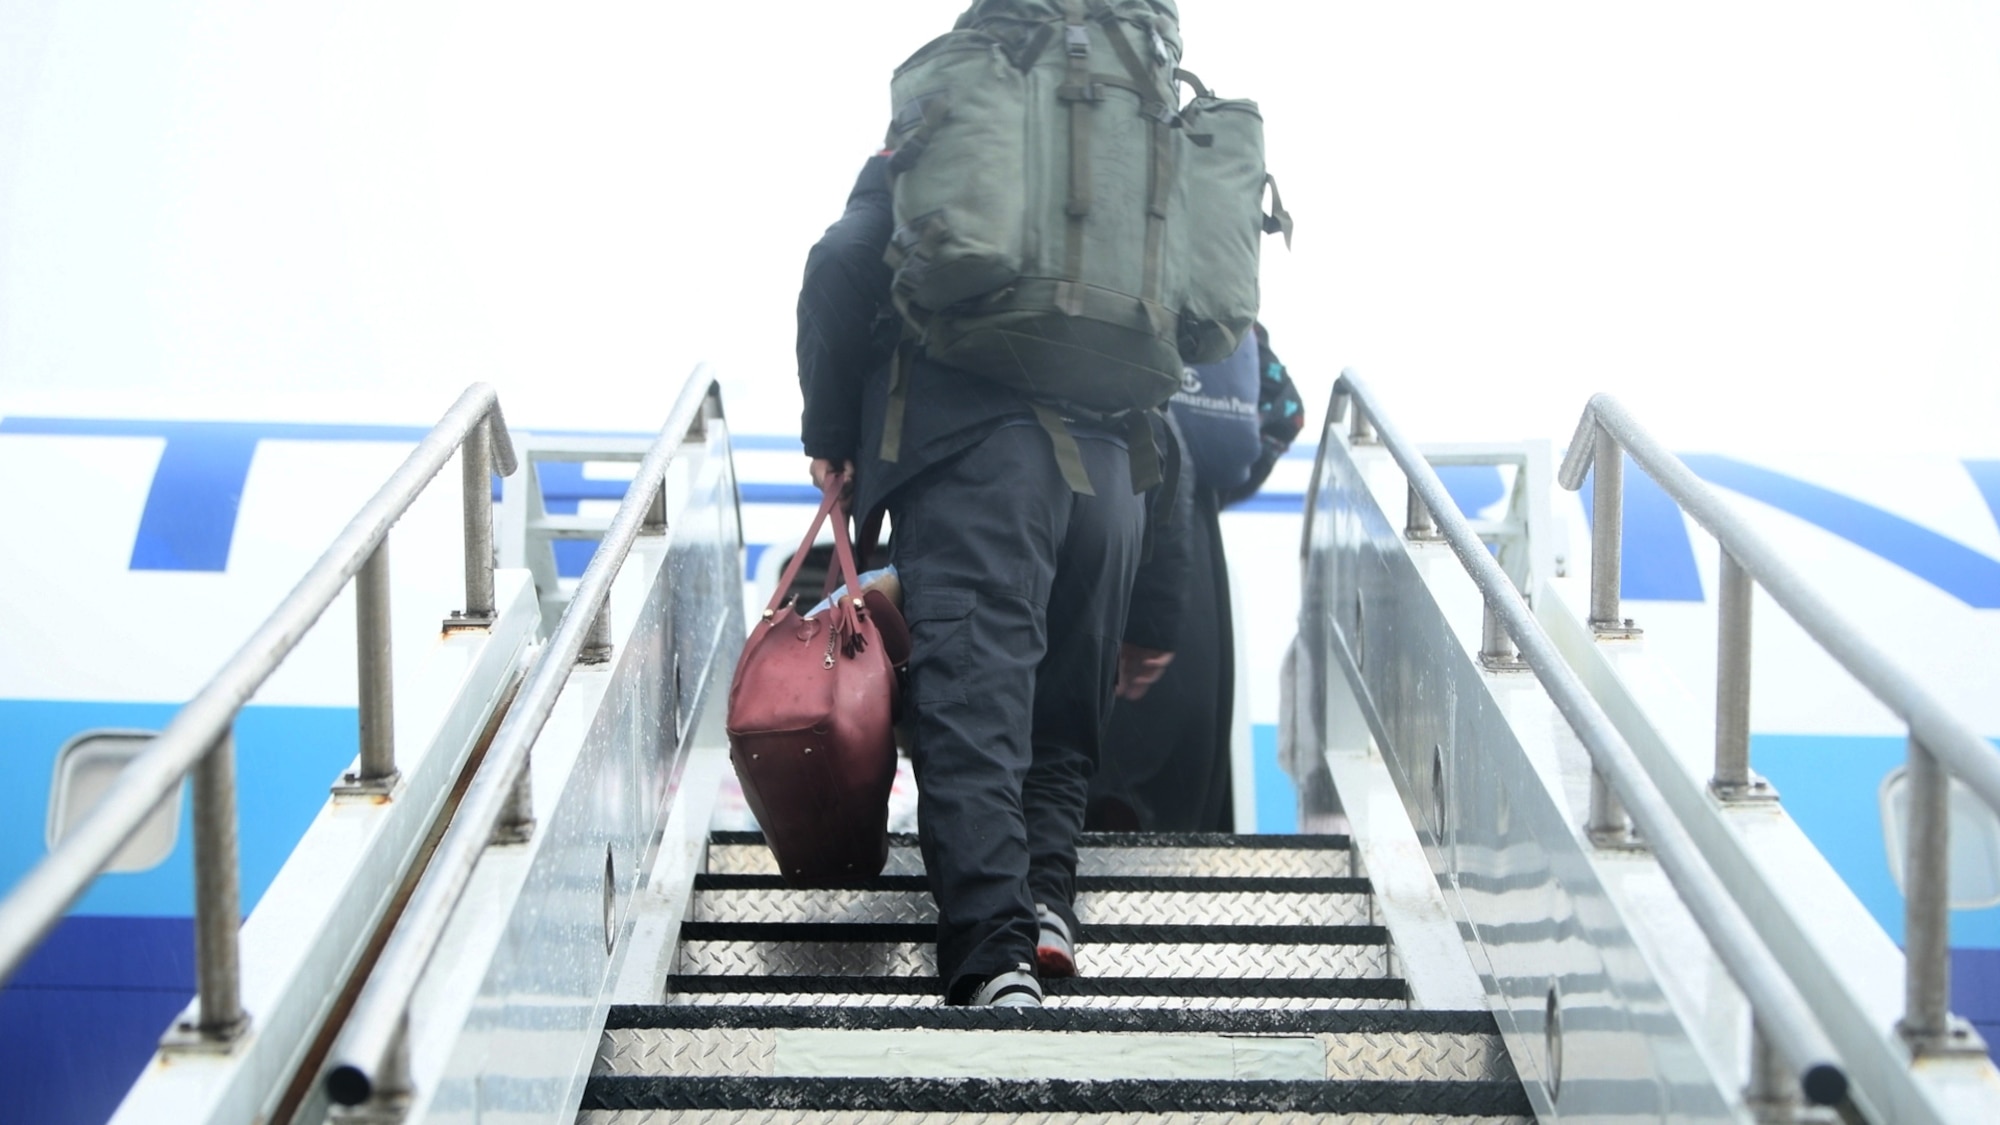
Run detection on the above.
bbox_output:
[4,412,1997,1121]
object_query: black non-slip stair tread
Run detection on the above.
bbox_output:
[666,975,1410,1000]
[678,922,1391,945]
[607,1003,1499,1035]
[693,874,1375,894]
[581,1075,1532,1116]
[708,831,1354,851]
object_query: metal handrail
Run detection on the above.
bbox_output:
[1329,371,1849,1107]
[0,384,518,1044]
[324,370,727,1110]
[1559,391,1999,1055]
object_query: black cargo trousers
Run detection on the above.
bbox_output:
[887,419,1145,1003]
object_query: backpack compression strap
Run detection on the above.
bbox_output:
[1053,1,1178,317]
[1056,0,1094,317]
[1085,1,1176,308]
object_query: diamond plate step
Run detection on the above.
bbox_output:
[594,1027,1512,1081]
[674,937,1393,981]
[705,832,1356,880]
[593,1008,1516,1083]
[660,974,1408,1011]
[578,1076,1533,1118]
[690,878,1375,928]
[581,1114,1533,1125]
[595,831,1531,1125]
[607,1006,1494,1034]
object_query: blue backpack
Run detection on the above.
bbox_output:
[1169,327,1261,491]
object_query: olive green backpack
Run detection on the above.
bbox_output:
[883,0,1290,480]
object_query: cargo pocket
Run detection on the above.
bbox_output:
[902,586,977,706]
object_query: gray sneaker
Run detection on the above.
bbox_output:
[969,963,1043,1008]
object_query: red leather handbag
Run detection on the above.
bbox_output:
[725,482,909,885]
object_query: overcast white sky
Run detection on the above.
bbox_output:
[2,1,1996,456]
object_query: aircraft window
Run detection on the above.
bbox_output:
[46,731,181,873]
[1881,764,2000,911]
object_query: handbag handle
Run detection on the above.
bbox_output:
[762,474,867,636]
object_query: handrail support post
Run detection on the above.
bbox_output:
[1405,484,1441,542]
[1479,600,1528,672]
[1349,403,1377,446]
[1587,430,1640,638]
[1897,738,1988,1056]
[642,481,668,536]
[1588,766,1642,850]
[338,542,399,797]
[1745,1019,1801,1123]
[492,755,536,847]
[164,728,249,1051]
[579,603,614,665]
[448,414,497,632]
[1711,548,1776,803]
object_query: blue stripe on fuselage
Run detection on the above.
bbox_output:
[0,915,195,1125]
[1967,461,2000,534]
[126,431,262,571]
[1683,455,2000,609]
[8,421,1997,602]
[0,418,430,574]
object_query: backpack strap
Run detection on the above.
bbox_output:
[1056,0,1094,316]
[878,337,910,464]
[1173,67,1213,101]
[1087,2,1175,306]
[1263,174,1295,248]
[1031,401,1096,496]
[1123,408,1163,494]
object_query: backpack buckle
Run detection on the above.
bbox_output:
[1065,26,1090,58]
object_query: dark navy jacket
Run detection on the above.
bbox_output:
[795,154,1191,651]
[797,155,1040,523]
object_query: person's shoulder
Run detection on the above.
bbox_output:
[847,152,894,204]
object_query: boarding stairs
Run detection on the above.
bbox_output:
[10,366,2000,1124]
[579,830,1529,1123]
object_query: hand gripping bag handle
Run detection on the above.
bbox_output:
[762,476,865,640]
